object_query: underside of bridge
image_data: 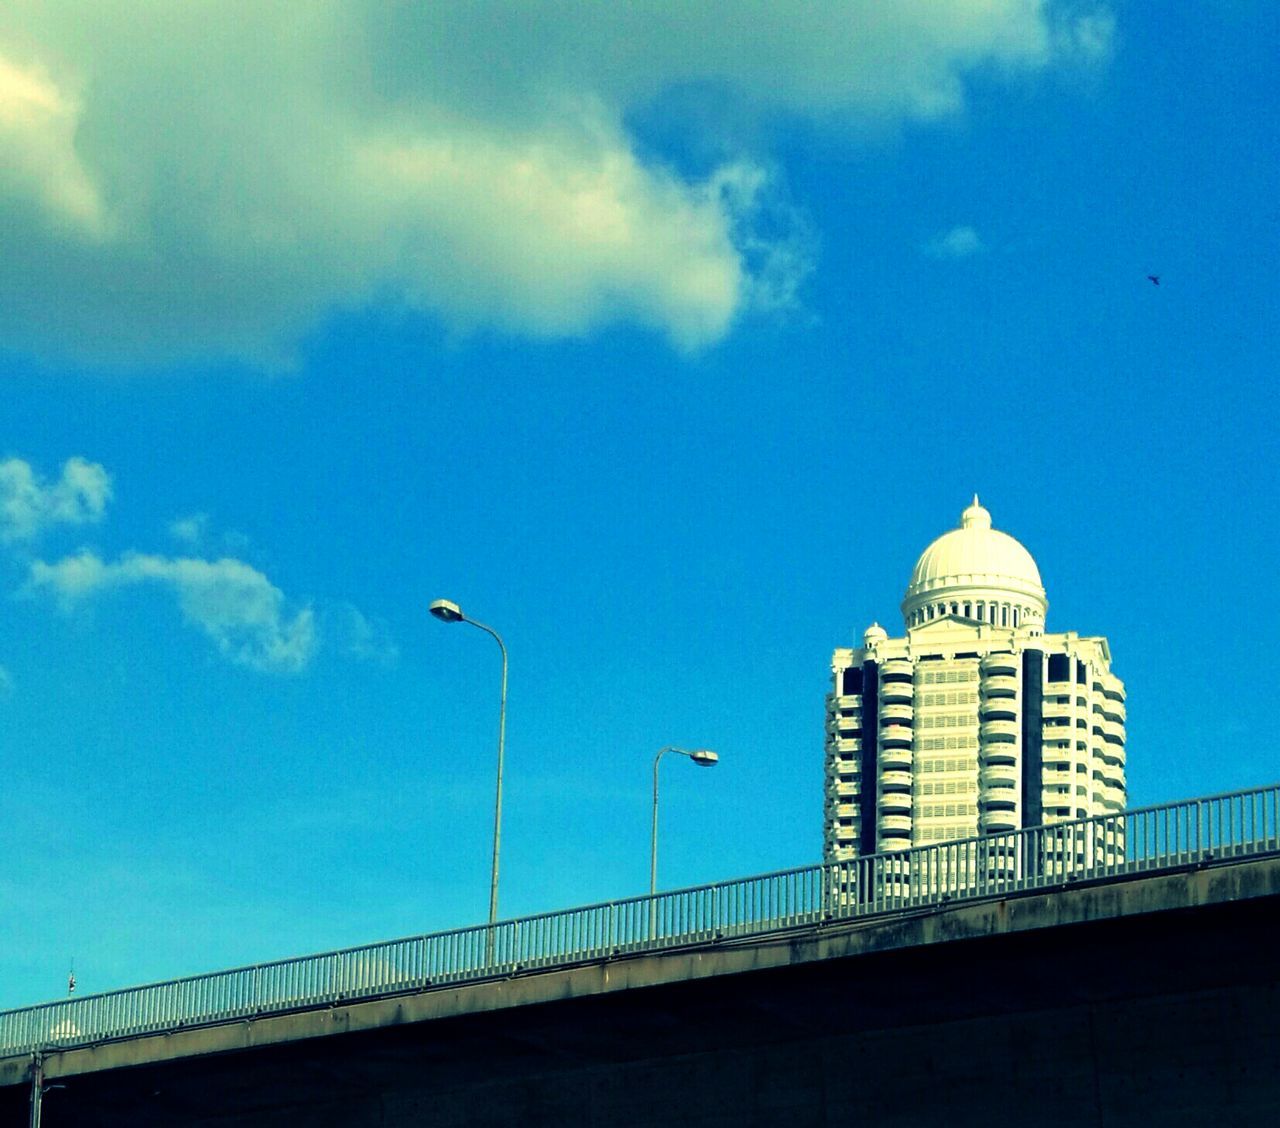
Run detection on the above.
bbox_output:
[5,861,1279,1126]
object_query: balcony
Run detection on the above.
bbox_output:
[831,694,862,711]
[832,823,856,842]
[880,746,913,770]
[880,725,913,749]
[979,763,1018,789]
[980,719,1019,743]
[1042,700,1072,721]
[981,674,1018,697]
[1100,745,1126,767]
[880,789,912,812]
[981,652,1019,676]
[880,702,914,723]
[879,769,912,791]
[1103,719,1126,744]
[878,813,912,836]
[981,744,1017,766]
[831,779,860,799]
[980,809,1019,833]
[881,659,913,681]
[881,680,914,703]
[979,698,1016,721]
[834,801,858,819]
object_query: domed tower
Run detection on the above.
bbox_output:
[823,498,1125,867]
[901,496,1046,634]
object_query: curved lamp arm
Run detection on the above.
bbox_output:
[650,746,718,897]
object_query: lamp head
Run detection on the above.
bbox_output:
[689,749,719,767]
[429,598,464,623]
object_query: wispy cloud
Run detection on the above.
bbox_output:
[167,513,208,547]
[27,551,316,674]
[1055,9,1115,66]
[326,603,399,666]
[166,513,250,555]
[6,458,393,676]
[0,456,112,542]
[923,225,985,259]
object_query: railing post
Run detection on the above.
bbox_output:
[28,1053,42,1128]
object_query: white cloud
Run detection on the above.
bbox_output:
[0,2,1109,367]
[0,53,107,238]
[924,225,985,259]
[27,550,316,674]
[360,114,749,349]
[0,456,112,541]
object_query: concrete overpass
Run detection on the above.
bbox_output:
[3,785,1278,1125]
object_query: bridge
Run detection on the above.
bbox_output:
[3,784,1279,1125]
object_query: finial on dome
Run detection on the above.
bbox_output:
[961,495,991,530]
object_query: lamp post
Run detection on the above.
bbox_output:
[650,746,719,902]
[429,599,507,931]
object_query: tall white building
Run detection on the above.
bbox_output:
[823,498,1126,863]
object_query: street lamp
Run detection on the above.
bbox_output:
[429,598,507,928]
[650,746,719,898]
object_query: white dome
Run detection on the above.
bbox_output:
[863,623,888,647]
[901,497,1047,631]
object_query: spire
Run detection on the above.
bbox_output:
[960,495,991,530]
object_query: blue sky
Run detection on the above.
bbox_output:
[1,3,1277,1008]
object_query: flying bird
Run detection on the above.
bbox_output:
[1147,275,1160,286]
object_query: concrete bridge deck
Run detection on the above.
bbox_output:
[4,852,1278,1126]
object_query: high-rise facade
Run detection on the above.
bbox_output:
[823,498,1126,863]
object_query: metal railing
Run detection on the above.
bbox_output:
[2,782,1277,1059]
